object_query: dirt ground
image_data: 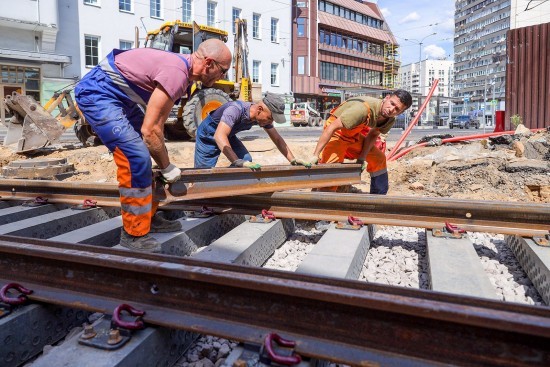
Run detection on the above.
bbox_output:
[0,129,548,203]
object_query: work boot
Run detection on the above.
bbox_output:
[150,212,182,233]
[119,230,162,253]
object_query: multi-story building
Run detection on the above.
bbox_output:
[0,0,291,123]
[291,0,398,113]
[399,59,454,124]
[454,0,510,125]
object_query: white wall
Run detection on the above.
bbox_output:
[191,0,292,95]
[0,0,58,25]
[74,0,180,77]
[54,0,291,94]
[511,0,550,29]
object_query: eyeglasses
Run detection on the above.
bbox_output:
[211,59,228,75]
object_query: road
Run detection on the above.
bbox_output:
[238,126,493,143]
[0,124,494,147]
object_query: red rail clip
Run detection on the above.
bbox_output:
[0,282,33,305]
[348,215,364,226]
[262,209,276,220]
[445,222,466,234]
[111,304,146,330]
[264,333,302,365]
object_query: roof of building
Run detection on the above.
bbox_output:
[330,0,381,19]
[318,11,396,44]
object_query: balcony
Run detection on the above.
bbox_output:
[318,43,384,63]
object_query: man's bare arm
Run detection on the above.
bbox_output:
[358,128,381,161]
[141,86,174,169]
[312,118,344,157]
[213,122,239,163]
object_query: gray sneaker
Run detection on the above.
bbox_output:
[119,230,162,253]
[150,212,182,233]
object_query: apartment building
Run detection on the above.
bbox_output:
[399,59,454,124]
[454,0,510,125]
[291,0,397,113]
[0,0,291,123]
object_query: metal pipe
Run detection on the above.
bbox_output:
[386,79,439,159]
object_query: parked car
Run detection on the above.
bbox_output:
[450,115,479,129]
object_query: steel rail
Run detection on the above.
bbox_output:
[0,178,548,235]
[0,164,361,202]
[180,191,550,236]
[1,236,550,366]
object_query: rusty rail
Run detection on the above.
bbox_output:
[0,178,548,236]
[1,236,550,366]
[0,164,360,203]
[180,191,550,236]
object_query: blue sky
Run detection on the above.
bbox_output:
[372,0,455,65]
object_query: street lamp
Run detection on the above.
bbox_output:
[404,32,437,122]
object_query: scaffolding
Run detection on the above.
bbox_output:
[383,43,399,89]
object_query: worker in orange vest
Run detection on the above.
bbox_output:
[300,90,412,194]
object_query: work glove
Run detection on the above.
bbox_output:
[290,158,312,168]
[231,159,261,170]
[300,155,319,167]
[160,163,181,183]
[356,159,367,172]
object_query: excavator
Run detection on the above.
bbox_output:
[2,19,255,153]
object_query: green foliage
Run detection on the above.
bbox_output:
[510,114,523,127]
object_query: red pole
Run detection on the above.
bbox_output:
[386,79,440,160]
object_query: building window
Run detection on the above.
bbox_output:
[207,1,217,27]
[182,0,192,22]
[297,18,305,37]
[85,35,100,67]
[232,8,241,34]
[119,0,132,12]
[271,18,278,43]
[270,63,278,86]
[150,0,161,18]
[252,60,261,83]
[297,56,306,75]
[84,0,99,5]
[119,40,133,50]
[297,1,307,7]
[253,13,261,39]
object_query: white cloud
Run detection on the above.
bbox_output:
[399,12,420,24]
[380,7,391,17]
[439,17,455,32]
[424,44,447,59]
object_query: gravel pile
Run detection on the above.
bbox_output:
[360,226,429,288]
[174,336,237,367]
[263,220,328,271]
[469,232,544,305]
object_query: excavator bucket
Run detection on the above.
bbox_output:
[3,92,77,153]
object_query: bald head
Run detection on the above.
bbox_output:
[197,39,231,66]
[191,38,232,87]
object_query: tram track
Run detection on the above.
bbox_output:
[0,175,549,366]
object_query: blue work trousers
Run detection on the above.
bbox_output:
[194,115,252,168]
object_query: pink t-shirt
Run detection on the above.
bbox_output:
[114,48,192,103]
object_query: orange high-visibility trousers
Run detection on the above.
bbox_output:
[318,117,387,192]
[114,147,158,236]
